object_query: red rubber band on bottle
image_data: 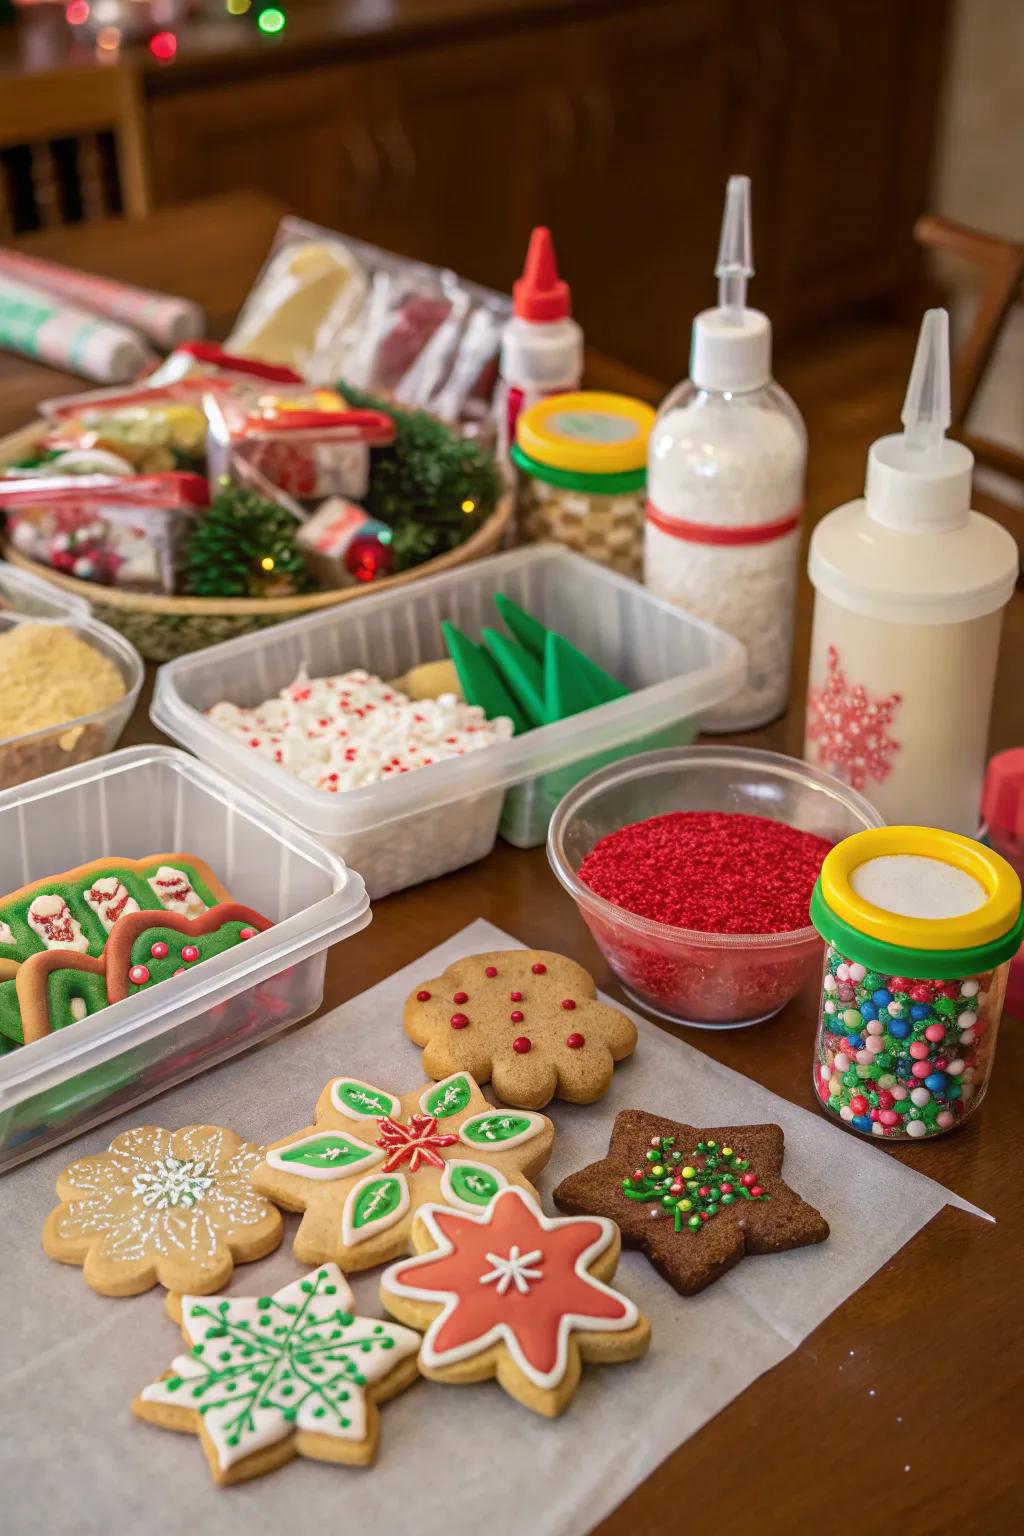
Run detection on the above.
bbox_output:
[645,500,803,546]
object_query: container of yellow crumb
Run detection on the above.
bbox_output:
[0,603,142,789]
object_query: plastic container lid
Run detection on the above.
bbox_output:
[811,825,1024,977]
[982,748,1024,841]
[515,392,654,476]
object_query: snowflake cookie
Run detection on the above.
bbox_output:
[42,1125,283,1296]
[379,1185,651,1417]
[134,1264,421,1484]
[252,1071,553,1273]
[553,1110,830,1295]
[403,950,638,1108]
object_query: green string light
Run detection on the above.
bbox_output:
[258,6,286,33]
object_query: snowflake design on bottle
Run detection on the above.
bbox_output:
[806,645,902,790]
[43,1125,282,1295]
[135,1264,421,1481]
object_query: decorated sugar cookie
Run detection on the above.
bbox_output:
[379,1185,651,1416]
[252,1071,553,1273]
[403,950,638,1108]
[553,1110,830,1296]
[43,1124,283,1296]
[134,1264,421,1484]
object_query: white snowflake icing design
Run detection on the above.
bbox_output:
[54,1126,272,1265]
[480,1245,544,1296]
[139,1265,420,1472]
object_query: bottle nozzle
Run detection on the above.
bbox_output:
[900,308,952,460]
[715,174,754,320]
[513,226,571,323]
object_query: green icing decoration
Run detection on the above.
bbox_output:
[128,921,251,987]
[47,968,108,1030]
[461,1112,534,1146]
[622,1136,770,1234]
[350,1176,404,1231]
[422,1075,472,1119]
[278,1134,375,1172]
[448,1164,500,1206]
[0,979,23,1045]
[334,1081,396,1118]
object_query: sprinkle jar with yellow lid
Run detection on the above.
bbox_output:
[810,826,1023,1140]
[512,391,655,578]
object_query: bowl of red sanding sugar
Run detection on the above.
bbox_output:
[548,746,883,1027]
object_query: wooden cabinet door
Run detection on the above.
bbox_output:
[537,1,763,382]
[148,65,376,230]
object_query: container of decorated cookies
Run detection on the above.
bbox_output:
[0,558,142,790]
[0,745,370,1169]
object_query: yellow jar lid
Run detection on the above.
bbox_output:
[819,826,1022,952]
[516,392,655,475]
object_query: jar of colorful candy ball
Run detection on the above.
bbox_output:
[810,827,1023,1140]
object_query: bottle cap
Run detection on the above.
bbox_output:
[515,391,654,475]
[982,749,1024,841]
[865,309,974,531]
[512,227,571,322]
[690,175,772,391]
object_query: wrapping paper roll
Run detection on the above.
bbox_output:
[0,274,152,382]
[0,248,204,349]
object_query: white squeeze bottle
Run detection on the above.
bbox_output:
[496,226,584,458]
[645,175,807,729]
[805,308,1019,834]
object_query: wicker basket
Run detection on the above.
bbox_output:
[0,421,512,661]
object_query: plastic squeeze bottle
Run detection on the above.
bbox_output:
[805,308,1019,835]
[496,227,583,458]
[645,175,807,730]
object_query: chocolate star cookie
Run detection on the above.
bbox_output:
[553,1109,829,1295]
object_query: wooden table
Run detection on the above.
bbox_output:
[2,195,1022,1535]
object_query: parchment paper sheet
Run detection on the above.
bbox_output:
[0,919,989,1536]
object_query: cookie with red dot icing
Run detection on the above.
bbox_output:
[553,1110,829,1296]
[403,950,637,1109]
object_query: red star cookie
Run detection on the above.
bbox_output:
[403,949,637,1108]
[553,1110,829,1296]
[379,1185,650,1416]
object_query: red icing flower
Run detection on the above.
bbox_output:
[375,1113,458,1174]
[384,1187,635,1388]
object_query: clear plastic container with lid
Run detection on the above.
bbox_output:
[810,826,1023,1139]
[645,175,806,730]
[512,392,655,578]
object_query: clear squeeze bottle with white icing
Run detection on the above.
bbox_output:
[805,309,1019,835]
[645,174,807,730]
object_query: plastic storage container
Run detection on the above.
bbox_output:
[152,546,745,897]
[513,393,655,579]
[810,826,1023,1139]
[0,746,369,1170]
[0,575,143,789]
[548,746,882,1027]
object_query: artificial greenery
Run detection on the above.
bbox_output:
[339,385,500,570]
[184,482,313,598]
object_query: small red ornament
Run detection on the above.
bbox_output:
[561,999,576,1011]
[513,1036,531,1054]
[510,1010,524,1023]
[150,941,169,960]
[565,1032,585,1049]
[749,1185,764,1198]
[698,1185,710,1198]
[180,944,200,963]
[128,964,150,986]
[510,990,523,1002]
[450,1013,469,1029]
[531,963,547,974]
[345,531,393,584]
[720,1182,733,1194]
[632,1169,645,1183]
[417,990,431,1001]
[453,991,469,1004]
[740,1172,757,1188]
[484,966,498,977]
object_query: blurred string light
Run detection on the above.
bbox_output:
[257,6,286,33]
[226,0,251,12]
[149,30,178,60]
[65,0,90,24]
[95,24,121,50]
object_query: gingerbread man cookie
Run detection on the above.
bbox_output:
[252,1071,553,1272]
[43,1124,283,1296]
[403,950,637,1108]
[553,1110,829,1296]
[134,1264,421,1484]
[379,1185,651,1416]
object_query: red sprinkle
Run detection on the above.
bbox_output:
[484,966,498,978]
[561,999,576,1011]
[450,1013,469,1029]
[566,1032,585,1049]
[578,811,832,934]
[180,945,200,963]
[510,1010,524,1023]
[453,991,469,1004]
[531,963,547,974]
[416,990,431,1002]
[512,1036,531,1054]
[510,990,523,1002]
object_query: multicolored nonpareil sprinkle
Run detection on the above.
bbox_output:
[622,1135,769,1232]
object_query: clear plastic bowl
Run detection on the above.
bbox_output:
[547,745,884,1028]
[0,563,143,790]
[0,745,370,1169]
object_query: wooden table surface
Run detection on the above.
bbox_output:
[2,194,1022,1535]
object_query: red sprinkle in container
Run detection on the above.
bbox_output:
[548,747,883,1027]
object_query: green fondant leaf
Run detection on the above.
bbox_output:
[279,1134,374,1171]
[352,1176,404,1231]
[449,1164,500,1206]
[335,1081,395,1118]
[422,1074,472,1119]
[462,1112,534,1146]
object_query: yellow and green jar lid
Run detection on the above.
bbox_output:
[512,391,655,493]
[810,825,1024,978]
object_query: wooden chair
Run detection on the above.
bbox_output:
[915,213,1024,487]
[0,66,150,239]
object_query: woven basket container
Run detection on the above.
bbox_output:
[0,421,512,662]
